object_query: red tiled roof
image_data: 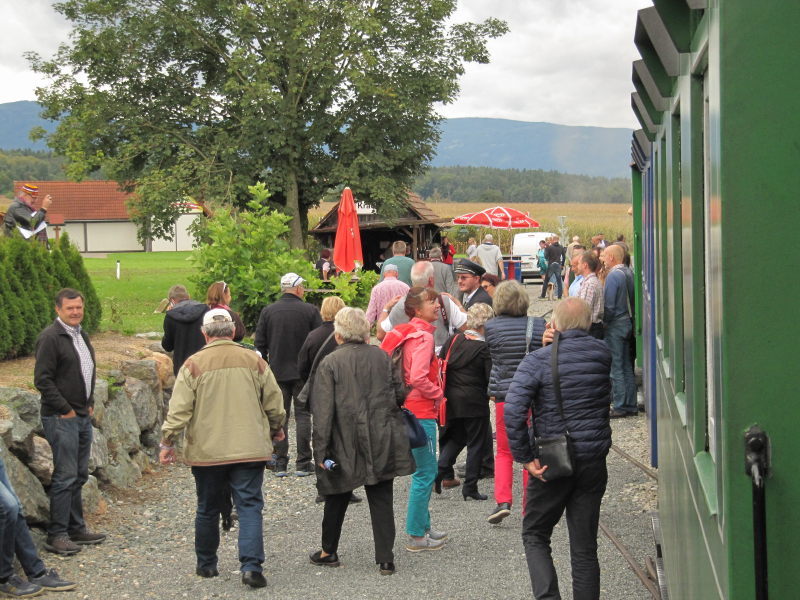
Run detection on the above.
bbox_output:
[12,181,135,221]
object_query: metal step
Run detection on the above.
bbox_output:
[650,511,670,600]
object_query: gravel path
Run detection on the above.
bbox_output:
[35,289,657,600]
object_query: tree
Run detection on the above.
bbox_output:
[29,0,507,247]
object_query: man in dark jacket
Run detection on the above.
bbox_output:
[454,259,492,309]
[34,288,106,556]
[255,273,322,476]
[3,184,51,237]
[540,236,566,299]
[161,284,209,376]
[505,297,611,600]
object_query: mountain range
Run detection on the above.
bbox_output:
[0,101,631,178]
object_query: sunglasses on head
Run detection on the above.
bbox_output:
[218,281,228,293]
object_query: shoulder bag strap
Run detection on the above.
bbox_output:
[439,295,450,331]
[550,331,569,435]
[525,315,535,355]
[309,332,336,376]
[440,333,460,390]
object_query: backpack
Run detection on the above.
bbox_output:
[390,342,413,402]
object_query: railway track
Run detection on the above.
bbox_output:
[601,443,661,599]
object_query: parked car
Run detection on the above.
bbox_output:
[512,231,555,282]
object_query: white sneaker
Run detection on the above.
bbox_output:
[426,527,448,541]
[405,535,445,552]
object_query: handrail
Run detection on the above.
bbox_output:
[744,426,770,600]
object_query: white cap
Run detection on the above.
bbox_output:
[202,308,232,326]
[280,272,306,288]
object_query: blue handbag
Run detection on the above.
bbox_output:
[401,407,428,449]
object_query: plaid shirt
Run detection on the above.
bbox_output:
[58,318,94,400]
[579,272,604,324]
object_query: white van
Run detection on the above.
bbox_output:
[512,231,555,282]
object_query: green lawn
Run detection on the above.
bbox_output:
[84,252,196,334]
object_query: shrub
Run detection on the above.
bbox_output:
[57,233,102,333]
[190,183,320,329]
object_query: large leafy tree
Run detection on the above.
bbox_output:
[29,0,507,247]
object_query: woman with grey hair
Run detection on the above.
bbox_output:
[308,307,414,575]
[435,302,494,501]
[484,281,546,525]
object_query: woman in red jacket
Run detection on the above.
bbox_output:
[380,287,446,552]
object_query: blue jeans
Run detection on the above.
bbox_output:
[41,414,92,537]
[605,318,637,413]
[0,453,46,580]
[541,263,563,298]
[192,462,266,573]
[406,419,437,537]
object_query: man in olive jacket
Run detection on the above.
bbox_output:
[160,309,286,589]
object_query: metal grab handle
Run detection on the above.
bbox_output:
[744,426,770,600]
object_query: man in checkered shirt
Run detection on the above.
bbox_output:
[34,289,106,556]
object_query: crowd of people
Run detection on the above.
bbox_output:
[0,231,637,598]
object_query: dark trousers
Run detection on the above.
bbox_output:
[0,455,46,580]
[274,379,312,468]
[41,414,92,537]
[522,459,608,600]
[437,417,489,494]
[192,462,266,573]
[588,322,604,339]
[540,263,563,298]
[321,479,395,564]
[605,318,637,413]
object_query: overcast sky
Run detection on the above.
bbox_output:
[0,0,649,129]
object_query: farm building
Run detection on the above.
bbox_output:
[10,181,201,252]
[311,192,449,270]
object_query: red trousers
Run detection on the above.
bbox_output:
[494,401,529,508]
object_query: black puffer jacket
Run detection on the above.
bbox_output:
[504,329,612,463]
[438,333,491,418]
[484,315,546,401]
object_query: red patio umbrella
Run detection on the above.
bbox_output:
[452,206,539,229]
[332,187,363,273]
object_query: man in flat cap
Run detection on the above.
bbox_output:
[455,259,493,309]
[3,184,52,238]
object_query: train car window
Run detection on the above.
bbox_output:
[702,69,721,463]
[670,110,686,397]
[658,136,671,374]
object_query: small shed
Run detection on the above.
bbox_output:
[11,181,201,252]
[311,192,449,270]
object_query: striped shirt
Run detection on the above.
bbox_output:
[579,272,604,324]
[57,318,94,400]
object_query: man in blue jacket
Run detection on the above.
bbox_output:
[601,244,637,417]
[505,297,611,600]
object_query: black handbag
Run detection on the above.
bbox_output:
[401,407,428,449]
[533,332,575,481]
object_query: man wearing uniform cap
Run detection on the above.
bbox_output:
[3,183,52,237]
[455,259,493,309]
[161,308,285,589]
[255,273,322,477]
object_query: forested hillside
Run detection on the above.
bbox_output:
[0,150,64,196]
[412,166,630,204]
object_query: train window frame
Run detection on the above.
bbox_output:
[658,135,671,381]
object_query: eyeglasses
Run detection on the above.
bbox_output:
[481,284,492,290]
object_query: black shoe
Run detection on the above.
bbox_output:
[241,571,267,588]
[379,562,396,575]
[274,458,289,477]
[433,474,442,495]
[463,490,488,501]
[349,492,362,503]
[196,566,219,578]
[487,502,512,524]
[609,409,633,419]
[309,550,340,567]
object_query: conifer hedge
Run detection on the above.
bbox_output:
[0,233,101,359]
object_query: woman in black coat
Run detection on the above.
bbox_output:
[435,303,494,500]
[308,307,415,575]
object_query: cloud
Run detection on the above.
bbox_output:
[0,0,651,129]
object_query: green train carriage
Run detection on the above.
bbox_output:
[629,1,800,598]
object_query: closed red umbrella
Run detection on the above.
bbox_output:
[452,206,539,229]
[332,187,363,273]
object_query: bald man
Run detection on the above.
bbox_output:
[601,245,636,417]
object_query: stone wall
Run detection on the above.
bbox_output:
[0,354,173,527]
